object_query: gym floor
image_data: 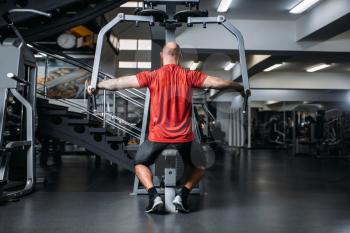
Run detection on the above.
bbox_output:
[1,150,350,233]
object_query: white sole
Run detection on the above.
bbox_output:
[173,197,190,213]
[145,198,164,213]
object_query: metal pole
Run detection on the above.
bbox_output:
[91,13,154,89]
[44,56,49,97]
[103,90,106,128]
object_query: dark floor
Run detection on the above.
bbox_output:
[1,150,350,233]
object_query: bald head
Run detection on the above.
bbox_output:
[160,42,182,65]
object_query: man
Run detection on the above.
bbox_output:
[88,42,245,213]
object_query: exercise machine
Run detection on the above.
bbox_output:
[89,0,250,211]
[0,9,51,202]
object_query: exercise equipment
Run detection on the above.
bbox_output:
[89,0,250,203]
[0,9,51,202]
[162,148,179,212]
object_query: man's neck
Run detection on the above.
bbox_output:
[162,60,178,66]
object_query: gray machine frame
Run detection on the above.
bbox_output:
[90,7,250,196]
[0,9,51,201]
[0,39,36,201]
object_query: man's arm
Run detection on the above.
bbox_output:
[202,76,244,93]
[87,75,140,95]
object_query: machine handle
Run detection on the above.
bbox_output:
[7,9,52,18]
[91,94,97,112]
[242,92,249,114]
[7,73,31,85]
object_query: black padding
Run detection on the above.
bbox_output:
[135,8,168,22]
[173,10,208,23]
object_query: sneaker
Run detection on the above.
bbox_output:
[145,196,164,213]
[172,195,190,213]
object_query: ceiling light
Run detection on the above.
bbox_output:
[119,61,137,68]
[290,0,320,14]
[224,62,236,71]
[137,62,151,69]
[266,101,279,105]
[306,63,331,72]
[119,39,152,50]
[264,63,283,72]
[190,62,200,71]
[26,43,33,48]
[120,2,143,8]
[137,40,152,50]
[119,39,137,50]
[217,0,232,13]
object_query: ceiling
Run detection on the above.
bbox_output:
[198,0,314,20]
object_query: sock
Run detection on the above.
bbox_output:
[147,187,158,200]
[180,187,190,200]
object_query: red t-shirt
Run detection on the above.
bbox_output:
[136,64,207,143]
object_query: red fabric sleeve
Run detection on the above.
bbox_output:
[136,71,153,88]
[188,70,208,88]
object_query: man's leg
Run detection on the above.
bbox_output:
[134,164,154,190]
[173,142,205,212]
[134,140,167,213]
[183,167,205,190]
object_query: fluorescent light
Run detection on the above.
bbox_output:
[290,0,320,14]
[224,62,235,71]
[137,40,152,50]
[306,63,331,72]
[190,62,200,70]
[119,39,137,50]
[109,34,119,50]
[266,101,279,105]
[119,39,152,50]
[264,63,283,72]
[120,1,143,8]
[118,61,151,69]
[26,43,33,48]
[137,62,151,69]
[217,0,232,12]
[119,61,137,68]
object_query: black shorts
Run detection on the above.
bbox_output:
[134,140,195,168]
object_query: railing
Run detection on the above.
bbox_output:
[32,45,143,139]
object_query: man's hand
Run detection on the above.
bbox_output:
[86,79,98,95]
[87,85,97,95]
[240,89,251,98]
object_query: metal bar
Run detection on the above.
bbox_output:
[140,89,151,144]
[221,20,250,113]
[103,90,106,128]
[9,89,34,193]
[44,56,49,97]
[130,88,146,97]
[115,91,144,108]
[144,0,200,4]
[0,89,8,146]
[124,89,145,100]
[91,13,154,89]
[8,9,52,18]
[187,16,251,113]
[113,91,116,119]
[5,140,32,149]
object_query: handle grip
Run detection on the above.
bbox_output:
[242,90,250,114]
[91,94,97,112]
